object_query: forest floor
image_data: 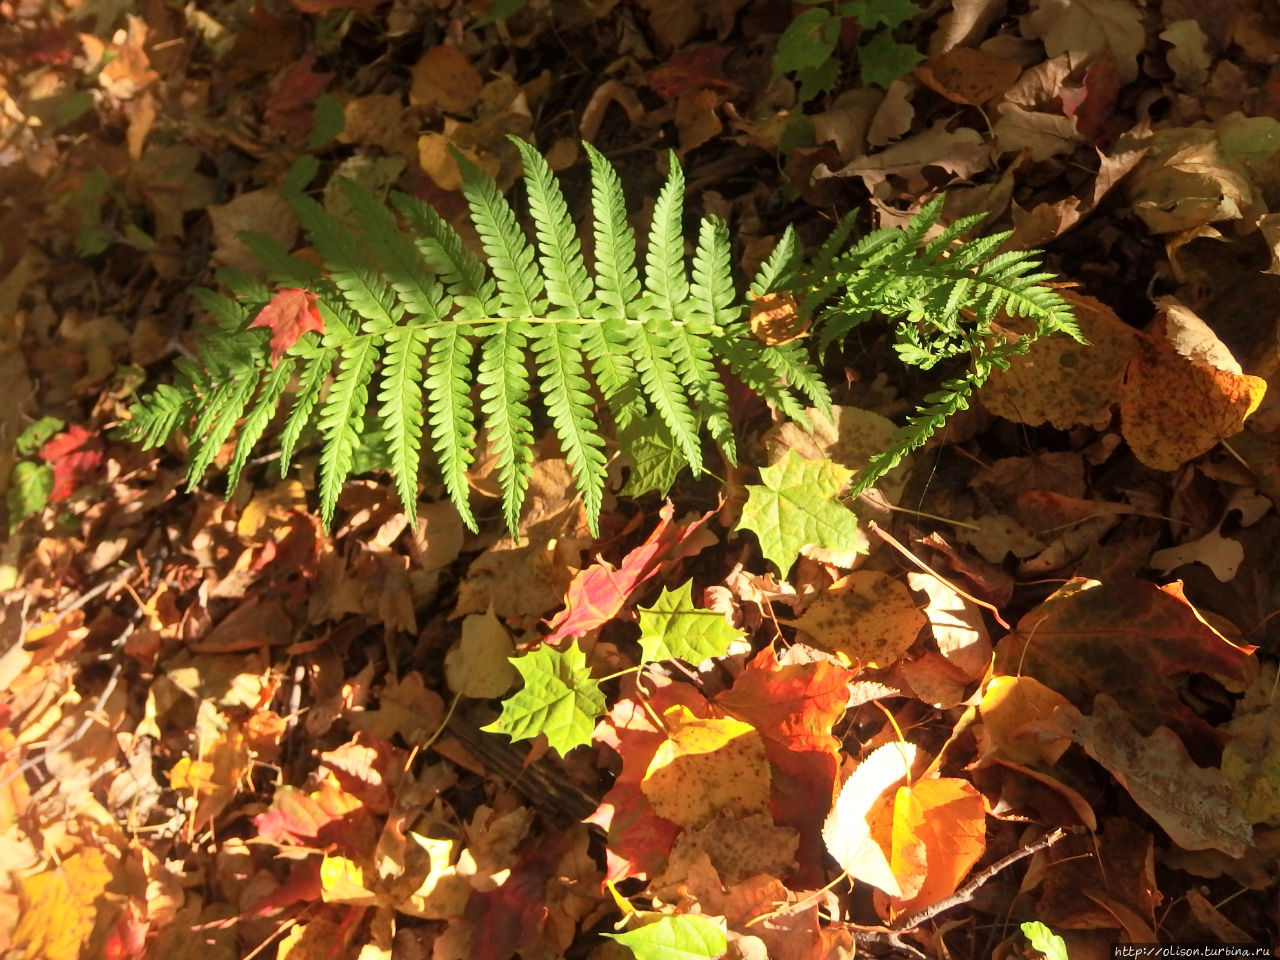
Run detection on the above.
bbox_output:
[3,0,1280,958]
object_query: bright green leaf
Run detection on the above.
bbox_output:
[15,417,66,457]
[7,461,53,531]
[482,643,605,756]
[636,581,744,666]
[736,449,862,575]
[605,915,727,960]
[1020,921,1069,960]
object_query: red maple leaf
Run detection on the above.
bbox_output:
[39,425,103,502]
[263,54,333,145]
[543,502,715,643]
[587,674,709,883]
[249,287,325,365]
[716,645,853,886]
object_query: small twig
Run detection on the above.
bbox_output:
[890,826,1076,932]
[867,521,1010,630]
[0,655,127,790]
[54,562,138,615]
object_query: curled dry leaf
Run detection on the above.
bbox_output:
[907,570,990,682]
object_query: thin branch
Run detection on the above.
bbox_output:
[890,826,1077,932]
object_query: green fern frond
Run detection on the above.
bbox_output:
[120,136,1075,540]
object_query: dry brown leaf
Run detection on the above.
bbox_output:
[1052,695,1253,857]
[410,46,484,114]
[445,607,518,699]
[1161,19,1212,90]
[867,78,916,146]
[929,0,1010,53]
[907,571,990,681]
[916,46,1021,105]
[814,120,992,198]
[1127,130,1262,235]
[208,189,297,273]
[1022,0,1146,85]
[992,102,1079,161]
[1148,526,1244,582]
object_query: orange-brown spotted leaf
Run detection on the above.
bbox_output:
[1120,301,1266,471]
[788,570,925,668]
[249,287,324,365]
[915,46,1021,105]
[874,777,987,921]
[642,705,771,829]
[981,290,1139,431]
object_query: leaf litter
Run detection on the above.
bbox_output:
[4,0,1280,956]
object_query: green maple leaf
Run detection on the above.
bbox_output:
[482,643,605,755]
[619,416,685,498]
[605,915,727,960]
[841,0,920,29]
[736,449,862,575]
[636,582,744,666]
[773,7,842,77]
[1020,922,1069,960]
[858,30,924,88]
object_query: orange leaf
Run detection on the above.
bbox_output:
[249,287,325,365]
[715,644,852,884]
[875,777,987,921]
[13,846,114,960]
[1119,301,1266,471]
[823,742,918,897]
[749,290,807,345]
